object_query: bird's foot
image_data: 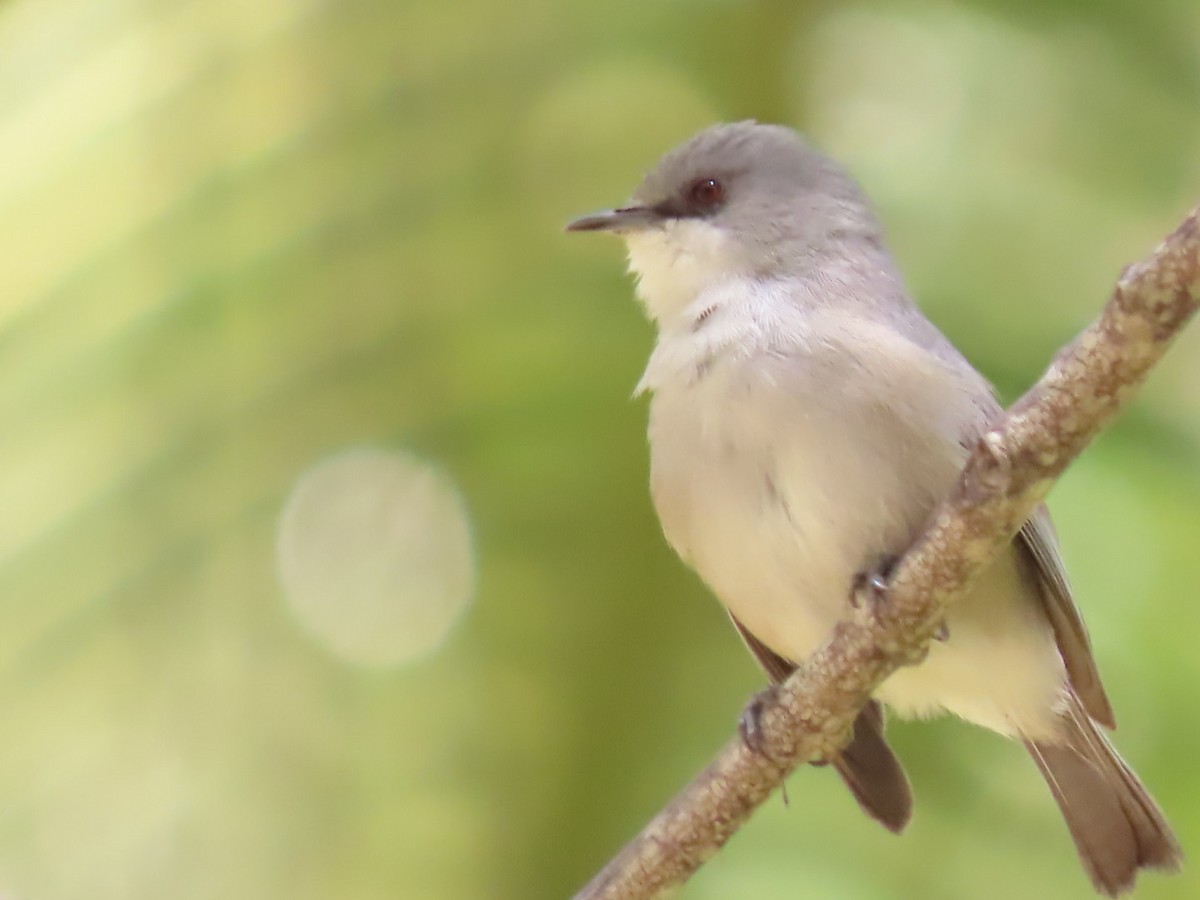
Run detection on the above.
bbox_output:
[738,684,834,780]
[850,554,937,664]
[738,684,780,758]
[850,555,898,611]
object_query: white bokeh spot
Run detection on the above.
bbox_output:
[276,448,475,666]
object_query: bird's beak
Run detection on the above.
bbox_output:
[564,205,662,234]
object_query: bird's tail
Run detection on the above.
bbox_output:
[1026,695,1181,896]
[832,699,912,833]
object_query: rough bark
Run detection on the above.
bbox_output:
[573,207,1200,900]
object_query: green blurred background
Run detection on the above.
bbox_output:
[1,0,1198,897]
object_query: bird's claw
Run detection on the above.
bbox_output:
[738,684,780,757]
[850,555,898,611]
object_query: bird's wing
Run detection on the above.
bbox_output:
[729,612,795,683]
[1017,506,1115,728]
[942,355,1116,730]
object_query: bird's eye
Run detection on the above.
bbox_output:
[687,177,725,211]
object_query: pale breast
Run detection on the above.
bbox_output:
[647,350,957,665]
[645,341,1066,739]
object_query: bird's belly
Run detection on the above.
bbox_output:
[652,450,844,667]
[648,379,934,667]
[876,552,1066,739]
[648,375,1066,739]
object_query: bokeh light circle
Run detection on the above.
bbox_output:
[276,448,475,666]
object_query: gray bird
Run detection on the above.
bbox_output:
[566,121,1181,896]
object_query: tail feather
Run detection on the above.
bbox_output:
[833,699,913,833]
[1027,697,1181,896]
[728,615,913,832]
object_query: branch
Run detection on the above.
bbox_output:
[574,207,1200,900]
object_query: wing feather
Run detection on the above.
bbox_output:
[1018,506,1115,728]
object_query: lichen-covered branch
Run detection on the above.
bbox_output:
[573,207,1200,900]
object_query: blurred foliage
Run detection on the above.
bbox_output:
[0,0,1198,898]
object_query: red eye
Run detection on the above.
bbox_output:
[688,177,725,210]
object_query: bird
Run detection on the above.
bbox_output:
[565,120,1181,896]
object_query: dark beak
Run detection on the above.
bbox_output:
[564,205,662,234]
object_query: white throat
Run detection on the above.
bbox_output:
[632,273,789,398]
[625,218,744,325]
